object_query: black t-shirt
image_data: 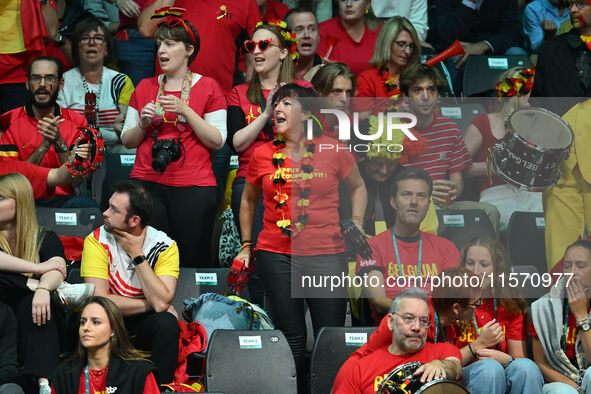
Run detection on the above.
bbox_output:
[38,229,65,263]
[0,229,65,265]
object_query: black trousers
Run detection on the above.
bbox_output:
[135,180,217,268]
[124,311,180,384]
[256,251,347,392]
[0,273,63,378]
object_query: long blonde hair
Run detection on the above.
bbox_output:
[0,173,43,263]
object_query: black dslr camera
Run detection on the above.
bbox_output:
[151,138,182,172]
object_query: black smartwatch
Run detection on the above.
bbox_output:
[54,142,69,153]
[132,255,147,266]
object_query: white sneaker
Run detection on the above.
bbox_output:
[55,282,95,308]
[39,378,51,394]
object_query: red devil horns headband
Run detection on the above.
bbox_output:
[151,7,197,45]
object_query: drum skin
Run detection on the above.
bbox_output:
[378,362,468,394]
[491,108,574,192]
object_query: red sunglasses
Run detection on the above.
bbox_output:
[243,38,283,53]
[157,19,197,45]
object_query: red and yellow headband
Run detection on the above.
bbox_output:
[151,7,197,45]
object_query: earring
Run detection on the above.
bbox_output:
[365,9,369,14]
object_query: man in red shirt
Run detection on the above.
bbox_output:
[357,168,459,319]
[333,287,462,393]
[0,56,97,208]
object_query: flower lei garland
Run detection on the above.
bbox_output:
[378,63,402,98]
[257,20,299,61]
[366,114,427,163]
[495,67,535,97]
[272,135,315,236]
[580,34,591,50]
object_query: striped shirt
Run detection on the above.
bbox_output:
[405,113,472,180]
[81,226,179,298]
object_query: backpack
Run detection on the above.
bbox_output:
[182,293,273,348]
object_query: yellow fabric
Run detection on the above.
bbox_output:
[0,0,25,54]
[118,76,135,106]
[221,168,237,211]
[81,233,180,279]
[543,100,591,272]
[0,150,19,158]
[81,235,109,280]
[420,199,439,235]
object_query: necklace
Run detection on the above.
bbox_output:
[390,229,422,277]
[154,71,192,130]
[80,69,103,128]
[378,63,402,98]
[272,135,315,236]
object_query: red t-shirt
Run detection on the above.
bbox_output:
[404,113,472,180]
[247,135,356,255]
[356,67,391,98]
[453,299,526,355]
[263,0,289,20]
[333,342,461,394]
[470,114,504,192]
[357,230,460,299]
[50,369,160,394]
[119,0,149,29]
[153,0,259,95]
[0,158,51,199]
[318,17,382,75]
[528,307,581,361]
[128,75,226,187]
[0,106,87,196]
[228,80,314,179]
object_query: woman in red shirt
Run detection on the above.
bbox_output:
[318,0,382,75]
[51,296,160,393]
[121,8,227,268]
[459,235,543,394]
[228,22,304,236]
[463,67,541,232]
[356,16,421,99]
[234,83,367,389]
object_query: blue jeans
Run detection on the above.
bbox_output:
[113,29,155,86]
[543,368,591,393]
[462,358,543,394]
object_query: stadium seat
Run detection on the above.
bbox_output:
[310,326,376,394]
[462,55,533,97]
[205,329,297,394]
[439,102,487,135]
[35,206,102,238]
[436,209,496,250]
[90,152,135,210]
[506,211,547,275]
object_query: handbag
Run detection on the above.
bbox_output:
[218,208,242,267]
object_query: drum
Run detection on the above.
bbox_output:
[377,362,469,394]
[491,107,573,192]
[66,126,105,176]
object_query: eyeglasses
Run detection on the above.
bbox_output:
[30,74,58,84]
[467,299,483,308]
[569,0,589,8]
[243,38,284,53]
[393,312,431,328]
[80,35,106,45]
[394,41,416,51]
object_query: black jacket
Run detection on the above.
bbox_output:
[51,355,157,394]
[428,0,523,53]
